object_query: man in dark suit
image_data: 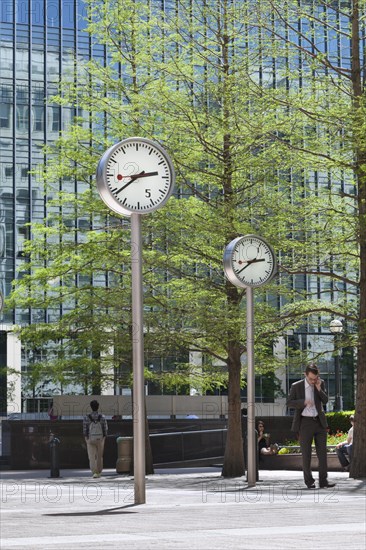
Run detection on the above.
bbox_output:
[287,363,335,489]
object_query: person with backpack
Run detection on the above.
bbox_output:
[83,400,108,478]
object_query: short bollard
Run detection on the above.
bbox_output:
[116,436,133,474]
[48,432,60,478]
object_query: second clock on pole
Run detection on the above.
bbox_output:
[223,234,277,288]
[223,234,277,487]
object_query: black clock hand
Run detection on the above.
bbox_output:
[135,171,159,178]
[114,171,159,195]
[237,258,265,274]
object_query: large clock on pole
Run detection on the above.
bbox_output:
[96,137,175,216]
[96,137,175,504]
[223,234,277,288]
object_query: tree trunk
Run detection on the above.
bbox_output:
[350,155,366,479]
[349,0,366,478]
[222,283,245,478]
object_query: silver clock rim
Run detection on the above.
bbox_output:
[223,234,278,288]
[96,136,175,216]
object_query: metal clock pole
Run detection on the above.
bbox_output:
[246,286,256,487]
[131,213,145,504]
[96,137,175,505]
[223,235,278,489]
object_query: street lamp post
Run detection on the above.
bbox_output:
[329,319,343,411]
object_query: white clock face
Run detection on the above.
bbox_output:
[223,235,277,288]
[96,137,175,216]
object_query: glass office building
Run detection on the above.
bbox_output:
[0,0,95,412]
[0,0,356,414]
[0,0,93,308]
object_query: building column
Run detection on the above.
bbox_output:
[0,325,21,414]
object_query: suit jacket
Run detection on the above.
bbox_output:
[287,379,328,432]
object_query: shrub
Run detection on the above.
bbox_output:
[284,438,299,446]
[326,411,355,434]
[282,432,347,447]
[326,432,346,445]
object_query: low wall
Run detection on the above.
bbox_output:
[1,418,343,472]
[1,418,227,470]
[259,453,341,472]
[2,415,296,469]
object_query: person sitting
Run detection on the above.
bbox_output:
[257,420,279,456]
[336,415,354,471]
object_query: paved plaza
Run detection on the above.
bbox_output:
[0,467,365,550]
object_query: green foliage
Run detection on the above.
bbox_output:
[6,0,366,475]
[326,411,355,435]
[282,430,351,449]
[8,0,296,397]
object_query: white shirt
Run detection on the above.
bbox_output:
[347,426,354,444]
[301,378,318,417]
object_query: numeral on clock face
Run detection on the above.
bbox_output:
[96,138,175,216]
[223,235,277,288]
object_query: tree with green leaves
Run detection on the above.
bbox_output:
[8,0,364,479]
[138,0,364,476]
[249,0,365,479]
[10,0,288,477]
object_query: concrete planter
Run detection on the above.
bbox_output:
[260,452,341,471]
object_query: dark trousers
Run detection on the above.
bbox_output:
[336,444,352,467]
[299,416,328,486]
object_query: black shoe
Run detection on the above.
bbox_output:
[319,482,336,488]
[306,483,316,489]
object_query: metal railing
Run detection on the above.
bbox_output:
[149,428,228,464]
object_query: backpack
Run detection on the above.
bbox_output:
[88,414,104,441]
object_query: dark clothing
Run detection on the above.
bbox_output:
[336,444,353,468]
[287,379,328,432]
[298,416,328,486]
[287,378,329,487]
[258,437,268,453]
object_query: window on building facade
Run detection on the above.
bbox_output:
[16,105,29,132]
[32,106,44,132]
[0,104,11,128]
[4,166,13,178]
